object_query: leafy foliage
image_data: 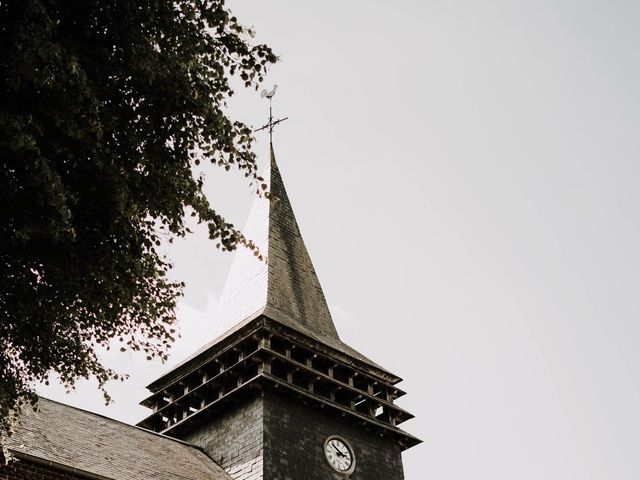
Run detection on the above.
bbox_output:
[0,0,276,435]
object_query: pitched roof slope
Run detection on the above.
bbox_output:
[208,145,381,368]
[4,397,231,480]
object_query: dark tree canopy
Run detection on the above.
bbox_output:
[0,0,276,434]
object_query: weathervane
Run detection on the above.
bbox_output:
[255,84,288,144]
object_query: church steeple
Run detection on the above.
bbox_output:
[193,144,382,369]
[214,144,338,342]
[138,145,420,480]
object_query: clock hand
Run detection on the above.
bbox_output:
[330,445,347,458]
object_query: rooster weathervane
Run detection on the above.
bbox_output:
[255,84,288,144]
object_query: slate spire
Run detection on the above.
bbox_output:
[211,145,339,343]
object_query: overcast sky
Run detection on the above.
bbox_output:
[39,1,640,479]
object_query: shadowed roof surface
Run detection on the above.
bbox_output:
[4,397,231,480]
[213,144,340,341]
[211,146,386,369]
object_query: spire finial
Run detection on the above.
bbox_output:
[255,84,288,145]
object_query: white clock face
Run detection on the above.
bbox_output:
[324,436,355,475]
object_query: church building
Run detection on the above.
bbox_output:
[1,146,420,479]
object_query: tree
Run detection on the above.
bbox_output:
[0,0,276,435]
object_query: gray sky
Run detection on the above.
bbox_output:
[39,1,640,478]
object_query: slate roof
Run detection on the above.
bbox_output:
[4,397,231,480]
[213,144,339,341]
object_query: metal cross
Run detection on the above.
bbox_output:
[254,86,288,144]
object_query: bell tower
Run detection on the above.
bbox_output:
[137,146,420,479]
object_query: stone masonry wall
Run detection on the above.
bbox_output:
[180,387,405,480]
[263,389,405,480]
[181,392,264,480]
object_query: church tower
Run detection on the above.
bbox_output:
[137,146,420,479]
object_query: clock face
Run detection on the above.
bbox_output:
[324,436,355,475]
